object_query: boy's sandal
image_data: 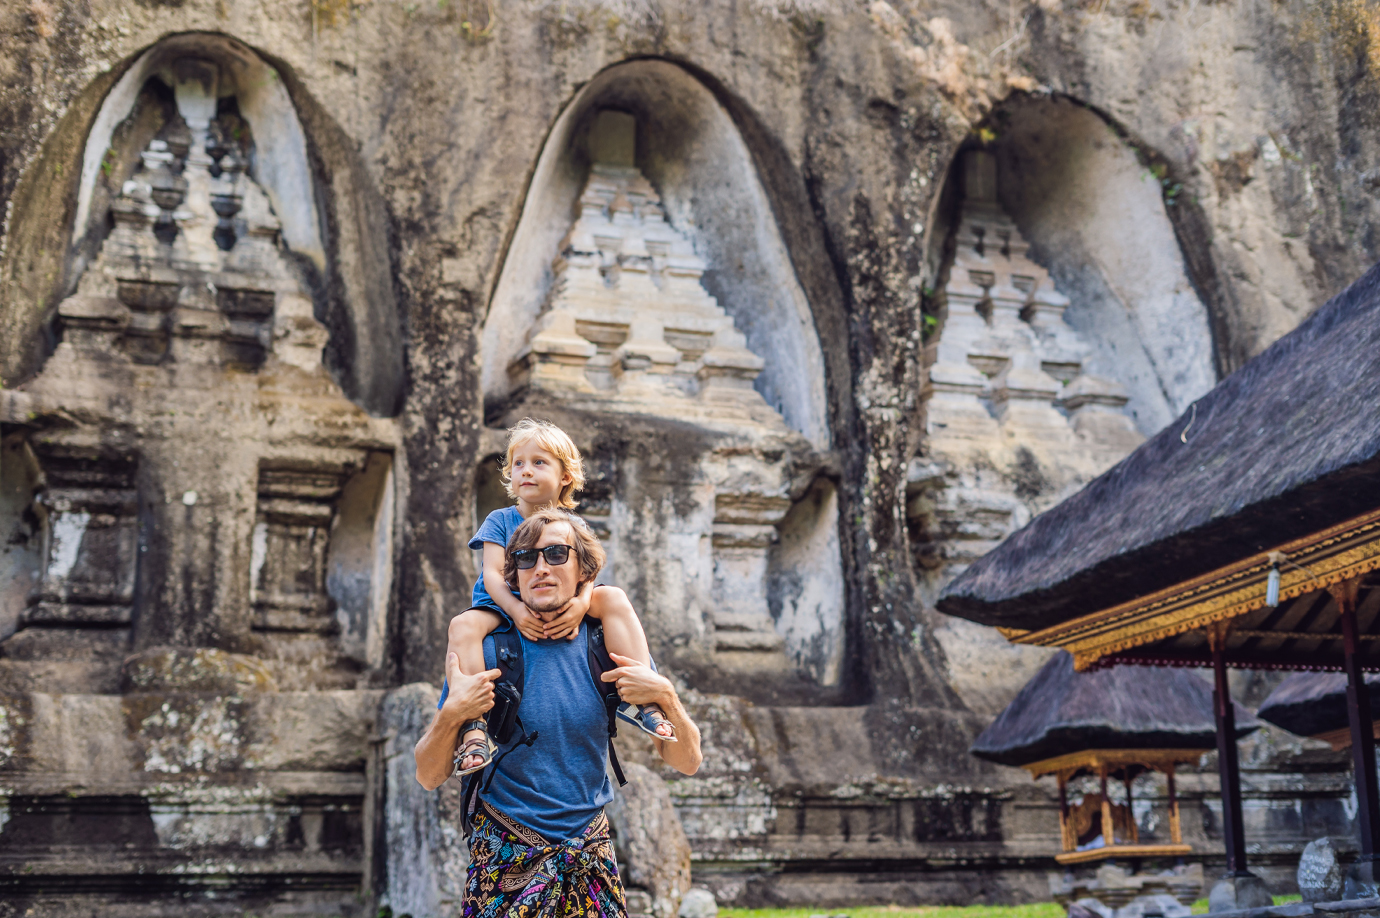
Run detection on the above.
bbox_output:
[452,719,497,776]
[617,703,678,742]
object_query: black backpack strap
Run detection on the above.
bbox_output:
[494,625,524,688]
[607,738,627,787]
[586,623,628,788]
[461,772,481,838]
[463,623,529,839]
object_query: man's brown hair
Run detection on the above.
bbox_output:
[503,508,606,591]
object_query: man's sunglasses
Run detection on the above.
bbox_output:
[512,544,574,570]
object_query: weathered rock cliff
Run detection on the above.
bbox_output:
[0,0,1377,914]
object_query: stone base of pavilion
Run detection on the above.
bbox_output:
[1054,861,1202,918]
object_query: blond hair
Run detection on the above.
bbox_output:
[501,418,585,509]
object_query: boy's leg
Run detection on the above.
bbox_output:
[590,588,674,739]
[448,608,504,675]
[589,587,652,666]
[447,608,504,770]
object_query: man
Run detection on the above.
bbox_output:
[415,508,702,918]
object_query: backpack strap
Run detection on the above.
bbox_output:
[463,624,529,838]
[493,624,524,688]
[587,623,628,788]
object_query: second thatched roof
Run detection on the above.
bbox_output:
[971,651,1260,768]
[1257,671,1380,738]
[938,262,1380,631]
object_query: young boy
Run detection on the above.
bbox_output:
[448,418,674,775]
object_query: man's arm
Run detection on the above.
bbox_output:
[603,652,702,775]
[415,653,502,790]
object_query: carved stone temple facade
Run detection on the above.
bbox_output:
[0,40,402,914]
[2,6,1376,916]
[507,110,842,678]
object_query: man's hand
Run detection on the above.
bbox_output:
[442,652,501,720]
[542,583,593,641]
[600,651,672,706]
[416,655,502,791]
[508,604,547,642]
[601,652,702,776]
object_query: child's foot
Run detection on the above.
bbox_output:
[617,702,677,741]
[642,704,676,739]
[453,719,496,775]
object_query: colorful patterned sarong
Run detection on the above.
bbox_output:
[464,801,626,918]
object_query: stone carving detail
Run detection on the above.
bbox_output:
[511,148,772,423]
[25,449,139,630]
[916,151,1144,575]
[711,494,790,653]
[505,112,832,667]
[251,465,353,634]
[66,66,296,371]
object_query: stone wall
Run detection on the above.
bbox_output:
[1,0,1378,914]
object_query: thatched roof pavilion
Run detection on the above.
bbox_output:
[938,262,1380,657]
[1258,672,1380,749]
[937,262,1380,883]
[972,651,1258,768]
[973,652,1260,865]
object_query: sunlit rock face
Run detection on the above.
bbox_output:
[1,2,1377,913]
[485,90,846,700]
[0,36,401,913]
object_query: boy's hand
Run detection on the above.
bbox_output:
[509,604,547,642]
[544,583,592,641]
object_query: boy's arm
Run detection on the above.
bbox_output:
[482,542,545,641]
[447,607,504,675]
[539,581,595,641]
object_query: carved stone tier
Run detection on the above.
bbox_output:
[24,447,139,629]
[510,117,779,432]
[915,151,1143,577]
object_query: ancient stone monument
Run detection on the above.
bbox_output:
[503,109,841,679]
[1,37,401,913]
[0,4,1375,915]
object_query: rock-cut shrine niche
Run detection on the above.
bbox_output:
[0,38,400,694]
[483,65,844,701]
[912,98,1217,718]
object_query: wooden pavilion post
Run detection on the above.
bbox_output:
[1336,578,1380,863]
[1099,764,1113,847]
[1058,772,1073,852]
[1209,623,1250,875]
[1166,766,1182,845]
[1124,771,1139,843]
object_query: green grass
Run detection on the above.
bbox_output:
[1189,895,1301,914]
[722,896,1303,918]
[721,905,1066,918]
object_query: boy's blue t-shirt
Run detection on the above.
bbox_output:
[439,621,614,842]
[469,505,524,609]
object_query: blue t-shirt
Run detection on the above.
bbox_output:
[469,505,524,609]
[439,621,613,842]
